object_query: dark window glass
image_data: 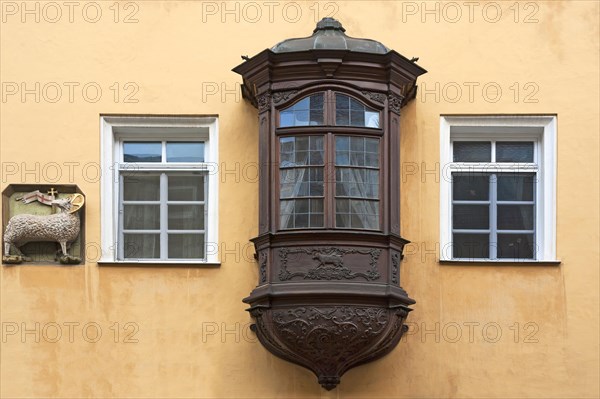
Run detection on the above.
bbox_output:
[453,233,489,258]
[497,234,534,259]
[123,174,160,201]
[453,205,489,229]
[496,142,534,163]
[168,175,205,201]
[453,174,489,201]
[168,234,205,259]
[168,205,205,230]
[451,172,536,260]
[497,174,535,201]
[123,234,160,259]
[453,142,491,162]
[497,205,534,230]
[123,205,160,230]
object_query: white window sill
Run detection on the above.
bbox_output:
[439,259,561,266]
[98,260,221,267]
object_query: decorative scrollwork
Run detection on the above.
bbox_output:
[391,252,400,285]
[270,306,393,389]
[272,90,298,105]
[257,93,271,112]
[278,247,381,281]
[361,90,386,104]
[388,92,403,114]
[259,252,267,284]
[249,304,412,390]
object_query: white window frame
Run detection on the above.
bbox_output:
[100,115,219,264]
[440,115,557,262]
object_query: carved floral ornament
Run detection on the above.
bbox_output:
[257,89,407,114]
[233,17,426,389]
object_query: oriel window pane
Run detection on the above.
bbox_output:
[280,136,323,167]
[335,94,379,128]
[496,142,534,163]
[279,199,324,229]
[453,141,491,162]
[335,199,379,229]
[166,142,204,163]
[279,94,324,127]
[123,142,162,162]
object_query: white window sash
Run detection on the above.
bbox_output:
[440,115,557,262]
[100,116,219,264]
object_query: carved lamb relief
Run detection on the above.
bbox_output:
[2,185,85,265]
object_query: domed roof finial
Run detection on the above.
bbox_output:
[271,17,389,54]
[314,17,346,32]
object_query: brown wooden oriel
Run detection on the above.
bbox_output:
[233,18,426,390]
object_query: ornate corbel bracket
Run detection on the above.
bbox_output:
[388,92,404,115]
[257,92,271,113]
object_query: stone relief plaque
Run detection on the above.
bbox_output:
[2,184,85,265]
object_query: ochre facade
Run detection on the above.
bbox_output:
[1,1,598,398]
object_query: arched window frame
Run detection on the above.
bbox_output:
[274,89,385,232]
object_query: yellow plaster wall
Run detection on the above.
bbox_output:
[0,1,598,397]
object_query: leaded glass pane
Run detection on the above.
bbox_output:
[280,199,324,229]
[279,136,325,229]
[279,93,325,127]
[335,199,379,229]
[280,136,324,167]
[335,94,379,128]
[335,168,379,198]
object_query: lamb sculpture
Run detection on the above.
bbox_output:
[3,191,84,264]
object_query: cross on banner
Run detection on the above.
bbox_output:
[16,190,55,206]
